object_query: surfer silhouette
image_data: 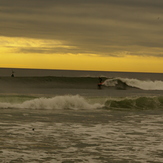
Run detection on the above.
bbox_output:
[99,77,102,83]
[98,77,103,89]
[11,70,14,77]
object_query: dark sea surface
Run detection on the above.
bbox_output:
[0,69,163,162]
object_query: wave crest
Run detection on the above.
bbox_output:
[105,96,163,110]
[103,78,163,90]
[0,95,103,110]
[1,95,163,111]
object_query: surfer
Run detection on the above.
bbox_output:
[98,77,103,89]
[99,77,102,83]
[11,70,14,77]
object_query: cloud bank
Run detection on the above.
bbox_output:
[0,0,163,57]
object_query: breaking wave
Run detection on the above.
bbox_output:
[0,95,163,110]
[0,95,103,110]
[103,77,163,90]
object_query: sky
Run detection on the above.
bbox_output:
[0,0,163,73]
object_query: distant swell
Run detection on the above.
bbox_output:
[103,78,163,90]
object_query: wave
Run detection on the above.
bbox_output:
[1,76,163,91]
[103,77,163,90]
[0,95,163,110]
[0,95,103,110]
[0,76,105,91]
[105,96,163,110]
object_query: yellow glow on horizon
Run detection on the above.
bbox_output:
[1,52,163,73]
[0,36,163,73]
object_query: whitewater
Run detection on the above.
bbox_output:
[1,95,163,111]
[1,71,163,163]
[103,77,163,90]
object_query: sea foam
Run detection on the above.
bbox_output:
[103,77,163,90]
[0,95,103,110]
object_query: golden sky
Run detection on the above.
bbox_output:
[0,0,163,73]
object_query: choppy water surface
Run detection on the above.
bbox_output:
[1,108,163,163]
[0,72,163,162]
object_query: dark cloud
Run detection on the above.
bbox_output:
[17,47,81,55]
[0,0,163,57]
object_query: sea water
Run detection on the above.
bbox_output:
[1,70,163,163]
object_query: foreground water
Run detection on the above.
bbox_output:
[1,108,163,163]
[1,71,163,162]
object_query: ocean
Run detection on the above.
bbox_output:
[1,69,163,163]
